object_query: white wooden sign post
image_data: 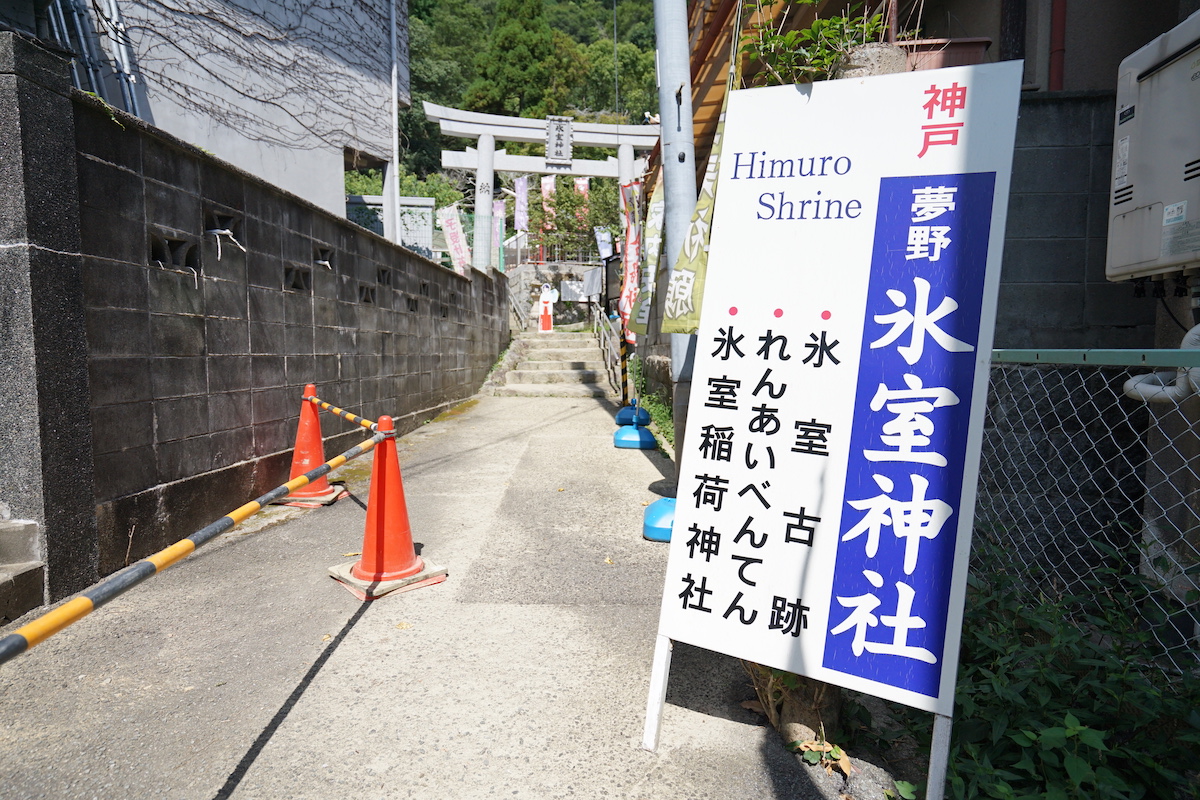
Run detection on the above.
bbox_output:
[643,62,1022,798]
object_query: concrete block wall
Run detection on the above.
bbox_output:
[996,90,1156,348]
[0,39,507,598]
[71,93,508,576]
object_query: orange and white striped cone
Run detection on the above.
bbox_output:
[277,384,345,506]
[328,415,447,599]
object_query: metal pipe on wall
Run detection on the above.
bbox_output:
[1048,0,1066,90]
[104,0,140,117]
[387,0,402,245]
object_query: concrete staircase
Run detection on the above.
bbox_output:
[496,331,617,398]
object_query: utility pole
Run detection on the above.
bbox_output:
[652,0,697,464]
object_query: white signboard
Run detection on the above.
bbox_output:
[559,280,586,302]
[546,115,573,165]
[648,63,1022,724]
[582,266,603,299]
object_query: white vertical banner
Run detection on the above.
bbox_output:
[649,62,1022,719]
[436,205,471,275]
[515,176,529,232]
[492,198,506,272]
[594,227,614,260]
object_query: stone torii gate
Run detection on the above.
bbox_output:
[422,101,660,270]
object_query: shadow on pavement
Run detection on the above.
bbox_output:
[665,641,760,724]
[211,601,372,800]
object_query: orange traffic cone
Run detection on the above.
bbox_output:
[328,415,447,599]
[278,384,345,506]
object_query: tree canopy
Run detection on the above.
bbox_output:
[398,0,658,178]
[352,0,658,244]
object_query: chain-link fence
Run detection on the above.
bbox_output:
[977,352,1200,678]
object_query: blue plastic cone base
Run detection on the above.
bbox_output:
[643,497,675,542]
[614,424,657,449]
[615,405,651,426]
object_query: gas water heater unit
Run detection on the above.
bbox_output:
[1106,11,1200,282]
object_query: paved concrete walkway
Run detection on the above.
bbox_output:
[0,395,863,799]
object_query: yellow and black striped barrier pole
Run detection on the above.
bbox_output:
[0,430,387,667]
[619,333,630,407]
[304,395,378,431]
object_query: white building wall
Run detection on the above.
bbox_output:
[118,0,406,215]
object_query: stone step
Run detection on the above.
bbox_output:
[520,334,596,348]
[0,518,43,623]
[507,369,606,384]
[0,519,39,564]
[516,359,608,371]
[0,560,45,624]
[494,383,615,398]
[521,348,602,362]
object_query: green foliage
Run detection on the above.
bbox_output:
[399,0,660,212]
[629,354,674,449]
[345,168,384,196]
[573,39,658,120]
[896,535,1200,800]
[541,0,653,47]
[525,175,619,256]
[410,0,657,125]
[740,0,886,85]
[464,0,565,116]
[344,168,464,210]
[397,169,464,208]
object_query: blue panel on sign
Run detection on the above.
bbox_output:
[823,173,996,698]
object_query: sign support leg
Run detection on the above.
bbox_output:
[641,635,673,752]
[925,712,954,800]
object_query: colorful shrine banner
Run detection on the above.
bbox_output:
[660,111,723,335]
[652,62,1022,715]
[627,176,664,336]
[436,205,470,275]
[618,180,642,344]
[575,176,590,225]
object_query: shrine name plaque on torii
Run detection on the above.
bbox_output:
[423,101,660,269]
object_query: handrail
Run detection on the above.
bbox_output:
[0,402,386,667]
[591,301,622,395]
[509,291,530,331]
